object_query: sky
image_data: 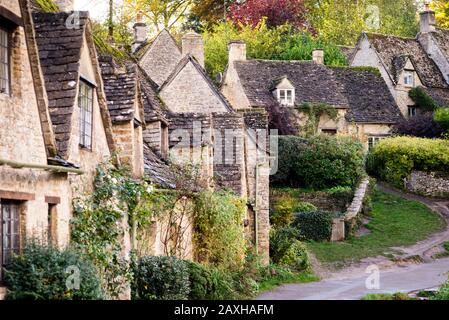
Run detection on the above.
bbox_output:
[74,0,123,21]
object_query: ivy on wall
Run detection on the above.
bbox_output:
[409,87,439,112]
[296,102,339,137]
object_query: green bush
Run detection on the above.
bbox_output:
[4,243,103,300]
[293,202,317,214]
[270,227,310,271]
[132,256,190,300]
[278,241,310,271]
[293,211,333,241]
[434,108,449,131]
[367,136,449,187]
[434,280,449,300]
[270,198,314,228]
[272,135,365,190]
[409,87,439,112]
[186,261,235,300]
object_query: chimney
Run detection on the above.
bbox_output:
[132,14,147,53]
[54,0,74,11]
[312,49,324,65]
[420,4,436,33]
[182,30,205,69]
[228,40,247,63]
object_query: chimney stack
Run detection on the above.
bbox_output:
[420,5,436,33]
[228,40,247,63]
[182,30,205,69]
[54,0,74,12]
[312,49,324,65]
[132,21,148,53]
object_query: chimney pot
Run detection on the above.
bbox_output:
[312,49,324,65]
[182,30,205,69]
[54,0,74,12]
[420,9,436,33]
[132,22,148,53]
[228,40,247,63]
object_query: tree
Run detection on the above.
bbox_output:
[124,0,193,31]
[229,0,310,29]
[188,0,236,29]
[431,0,449,28]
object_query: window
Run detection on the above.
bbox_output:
[47,204,57,245]
[0,28,9,95]
[403,71,414,87]
[368,136,384,150]
[79,80,94,149]
[321,129,337,135]
[278,89,294,106]
[1,201,20,281]
[408,106,417,118]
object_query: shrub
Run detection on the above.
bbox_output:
[434,280,449,300]
[270,197,297,227]
[409,87,439,112]
[367,136,449,187]
[193,190,247,271]
[270,227,310,271]
[293,202,317,214]
[278,240,310,271]
[4,243,103,300]
[293,211,333,241]
[272,135,365,190]
[393,112,444,138]
[132,256,190,300]
[434,108,449,132]
[186,261,236,300]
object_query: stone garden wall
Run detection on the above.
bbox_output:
[406,171,449,199]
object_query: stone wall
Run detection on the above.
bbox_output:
[406,171,449,198]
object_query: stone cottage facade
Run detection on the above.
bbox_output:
[221,42,403,149]
[0,0,116,296]
[134,28,271,263]
[351,8,449,118]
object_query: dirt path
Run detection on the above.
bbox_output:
[258,184,449,300]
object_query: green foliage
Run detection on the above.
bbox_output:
[270,198,295,227]
[434,280,449,300]
[294,202,318,214]
[272,135,365,189]
[132,256,190,300]
[297,103,339,137]
[293,211,333,241]
[434,108,449,132]
[270,227,310,271]
[367,137,449,187]
[71,161,158,298]
[34,0,59,12]
[409,87,439,112]
[362,293,413,300]
[4,242,103,300]
[203,20,347,79]
[193,190,247,271]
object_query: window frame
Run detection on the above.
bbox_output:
[403,71,414,87]
[0,200,21,282]
[78,79,94,150]
[0,26,11,96]
[277,89,295,106]
[368,136,386,151]
[408,106,417,118]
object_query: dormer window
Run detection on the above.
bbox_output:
[403,71,414,87]
[277,89,295,106]
[79,80,94,149]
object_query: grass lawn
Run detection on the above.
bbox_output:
[307,190,447,267]
[258,273,319,293]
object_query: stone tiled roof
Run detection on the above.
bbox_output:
[365,32,448,88]
[143,142,175,189]
[332,67,403,123]
[138,29,182,86]
[433,28,449,62]
[392,55,411,83]
[99,55,138,123]
[338,45,355,62]
[160,55,235,112]
[138,68,168,123]
[33,11,89,157]
[423,87,449,107]
[233,59,402,124]
[233,60,348,108]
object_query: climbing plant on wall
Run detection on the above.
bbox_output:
[409,87,439,112]
[296,102,339,136]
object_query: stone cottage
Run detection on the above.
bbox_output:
[221,42,403,149]
[133,27,271,263]
[351,7,449,119]
[0,0,116,295]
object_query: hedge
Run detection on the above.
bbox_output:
[367,136,449,187]
[271,135,365,189]
[293,211,334,241]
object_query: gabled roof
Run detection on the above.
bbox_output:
[269,75,294,91]
[160,54,234,113]
[332,67,403,123]
[363,32,448,88]
[33,11,116,159]
[138,68,168,124]
[137,29,182,86]
[233,60,348,108]
[232,59,402,124]
[99,55,141,123]
[432,28,449,63]
[143,142,175,189]
[338,45,355,62]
